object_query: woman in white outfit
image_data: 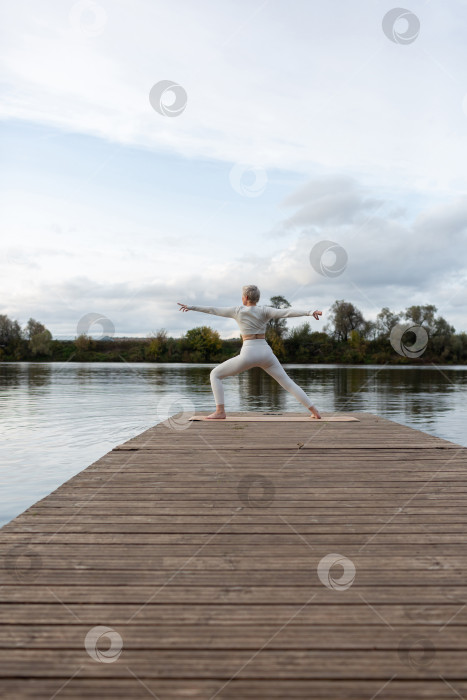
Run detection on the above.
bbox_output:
[178,285,322,420]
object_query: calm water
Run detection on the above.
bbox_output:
[1,361,466,528]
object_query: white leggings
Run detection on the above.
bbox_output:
[209,339,315,409]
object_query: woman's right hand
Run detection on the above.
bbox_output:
[177,303,190,312]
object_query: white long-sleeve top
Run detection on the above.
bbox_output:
[186,304,314,335]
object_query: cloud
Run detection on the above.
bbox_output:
[269,180,467,326]
[282,176,359,206]
[2,1,467,192]
[279,175,385,228]
[0,246,76,269]
[2,2,467,336]
[11,193,465,337]
[2,166,467,336]
[413,198,467,238]
[4,175,467,336]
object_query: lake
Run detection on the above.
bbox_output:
[1,361,466,528]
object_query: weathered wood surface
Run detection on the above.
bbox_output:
[0,411,466,699]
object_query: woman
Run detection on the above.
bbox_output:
[178,285,322,420]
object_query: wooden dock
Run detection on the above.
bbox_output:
[1,411,467,699]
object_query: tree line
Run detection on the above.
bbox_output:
[1,297,466,364]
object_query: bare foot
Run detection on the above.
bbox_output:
[308,405,321,420]
[206,411,226,420]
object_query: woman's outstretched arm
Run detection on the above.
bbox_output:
[264,306,322,321]
[178,303,238,318]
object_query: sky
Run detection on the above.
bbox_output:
[1,0,467,339]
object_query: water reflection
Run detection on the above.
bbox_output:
[0,361,466,527]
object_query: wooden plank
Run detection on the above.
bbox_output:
[1,680,467,700]
[1,585,467,605]
[1,679,466,700]
[3,553,463,570]
[6,522,467,534]
[1,571,466,587]
[0,649,466,678]
[0,602,464,624]
[0,410,466,699]
[4,526,467,556]
[0,623,465,648]
[1,567,466,585]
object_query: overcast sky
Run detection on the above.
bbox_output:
[1,0,467,339]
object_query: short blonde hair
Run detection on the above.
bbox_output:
[242,285,260,303]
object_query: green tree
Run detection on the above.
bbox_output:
[327,300,365,342]
[361,319,378,341]
[375,307,401,338]
[26,318,52,356]
[0,314,24,358]
[75,334,94,352]
[147,329,168,361]
[264,295,292,357]
[183,326,222,361]
[286,322,315,361]
[432,316,455,336]
[348,329,368,360]
[29,329,53,356]
[0,314,23,346]
[401,304,455,344]
[403,304,437,334]
[25,318,47,340]
[266,295,291,338]
[268,332,286,361]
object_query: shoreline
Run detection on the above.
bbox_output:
[2,360,467,367]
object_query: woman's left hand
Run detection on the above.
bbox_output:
[312,310,322,321]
